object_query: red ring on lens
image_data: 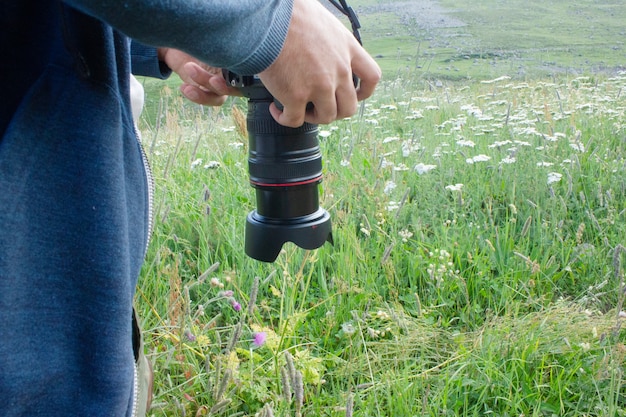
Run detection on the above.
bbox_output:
[250,175,322,188]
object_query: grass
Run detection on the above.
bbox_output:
[354,0,626,81]
[135,1,626,416]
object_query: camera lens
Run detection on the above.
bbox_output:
[247,100,322,218]
[243,89,333,262]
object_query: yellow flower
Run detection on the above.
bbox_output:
[196,334,211,347]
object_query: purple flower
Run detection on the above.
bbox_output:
[184,329,196,342]
[252,332,267,348]
[230,298,242,312]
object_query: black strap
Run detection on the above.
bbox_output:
[327,0,362,45]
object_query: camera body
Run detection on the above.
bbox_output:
[225,72,333,262]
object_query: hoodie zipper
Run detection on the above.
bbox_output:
[137,131,155,255]
[132,361,140,417]
[132,123,153,417]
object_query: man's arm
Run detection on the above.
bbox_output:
[68,0,380,125]
[64,0,292,76]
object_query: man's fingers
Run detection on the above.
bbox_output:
[333,81,359,120]
[269,101,307,128]
[306,93,338,125]
[352,54,382,101]
[180,84,227,106]
[179,62,241,105]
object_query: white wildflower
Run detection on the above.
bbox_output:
[402,140,421,157]
[191,158,203,169]
[376,310,390,320]
[384,181,397,195]
[414,163,437,175]
[456,139,476,148]
[547,172,562,185]
[383,136,400,143]
[318,130,332,138]
[466,154,491,164]
[570,142,585,152]
[399,229,413,242]
[386,201,400,211]
[488,140,512,148]
[341,322,356,335]
[460,104,483,117]
[204,161,221,169]
[405,110,424,120]
[445,184,464,192]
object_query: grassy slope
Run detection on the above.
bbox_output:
[355,0,626,81]
[140,0,626,107]
[136,1,626,416]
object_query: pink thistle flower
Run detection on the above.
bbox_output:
[230,298,242,312]
[252,332,267,348]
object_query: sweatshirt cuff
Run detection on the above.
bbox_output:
[227,0,293,75]
[130,41,172,79]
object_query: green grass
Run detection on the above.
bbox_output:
[135,1,626,416]
[354,0,626,81]
[137,74,626,416]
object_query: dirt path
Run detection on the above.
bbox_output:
[359,0,466,30]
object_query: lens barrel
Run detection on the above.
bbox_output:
[222,73,333,262]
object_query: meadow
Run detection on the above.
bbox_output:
[356,0,626,80]
[136,1,626,415]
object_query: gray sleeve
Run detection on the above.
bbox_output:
[63,0,293,75]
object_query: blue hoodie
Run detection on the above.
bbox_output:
[0,1,291,415]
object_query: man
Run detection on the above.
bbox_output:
[0,0,380,415]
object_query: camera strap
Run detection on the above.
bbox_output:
[327,0,362,45]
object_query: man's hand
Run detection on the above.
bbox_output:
[258,0,381,127]
[158,48,240,106]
